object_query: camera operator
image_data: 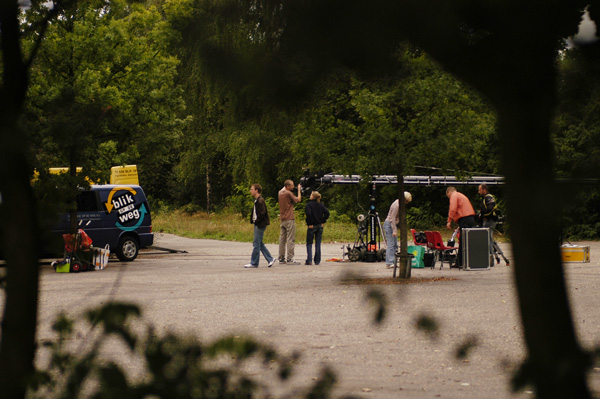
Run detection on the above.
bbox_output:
[278,179,302,264]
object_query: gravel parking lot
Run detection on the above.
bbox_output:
[28,233,600,398]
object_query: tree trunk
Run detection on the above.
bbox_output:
[496,67,590,397]
[69,150,78,234]
[396,167,409,278]
[206,164,211,214]
[409,15,592,393]
[0,140,40,399]
[0,4,40,398]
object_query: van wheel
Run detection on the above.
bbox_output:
[116,236,139,262]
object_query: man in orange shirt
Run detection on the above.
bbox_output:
[446,186,476,267]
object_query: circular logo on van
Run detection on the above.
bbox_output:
[105,186,147,231]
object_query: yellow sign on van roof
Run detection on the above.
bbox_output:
[110,165,139,185]
[39,165,139,185]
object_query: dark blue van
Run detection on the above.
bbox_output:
[51,185,154,261]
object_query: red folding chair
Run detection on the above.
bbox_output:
[410,229,428,248]
[425,231,457,269]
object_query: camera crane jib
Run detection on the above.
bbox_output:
[299,172,505,262]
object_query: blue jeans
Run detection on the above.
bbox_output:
[306,225,324,264]
[251,225,273,266]
[383,220,397,266]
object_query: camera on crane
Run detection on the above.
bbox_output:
[299,170,331,197]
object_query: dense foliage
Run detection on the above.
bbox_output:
[2,1,599,398]
[163,2,503,228]
[553,42,600,238]
[21,0,188,211]
[19,0,598,235]
[30,302,336,399]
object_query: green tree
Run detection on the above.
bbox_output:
[554,44,600,178]
[289,47,497,178]
[172,0,295,209]
[553,42,600,239]
[171,0,241,211]
[22,0,187,206]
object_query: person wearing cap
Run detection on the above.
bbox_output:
[446,186,476,267]
[383,191,413,268]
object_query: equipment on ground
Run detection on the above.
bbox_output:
[560,244,590,263]
[462,228,491,270]
[425,230,458,269]
[344,183,386,262]
[491,238,510,265]
[52,229,110,273]
[299,170,505,263]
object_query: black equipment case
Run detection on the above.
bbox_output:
[462,228,491,270]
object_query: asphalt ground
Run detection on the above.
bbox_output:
[14,234,600,398]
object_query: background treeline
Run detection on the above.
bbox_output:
[21,0,599,238]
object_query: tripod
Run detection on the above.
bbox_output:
[344,183,387,262]
[491,238,510,266]
[481,220,509,266]
[345,211,385,262]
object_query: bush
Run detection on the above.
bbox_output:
[224,183,254,216]
[327,210,352,224]
[30,303,339,399]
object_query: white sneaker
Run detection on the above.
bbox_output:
[268,259,275,267]
[244,263,258,268]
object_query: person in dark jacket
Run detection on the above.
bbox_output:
[478,184,509,265]
[305,191,330,265]
[245,184,275,268]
